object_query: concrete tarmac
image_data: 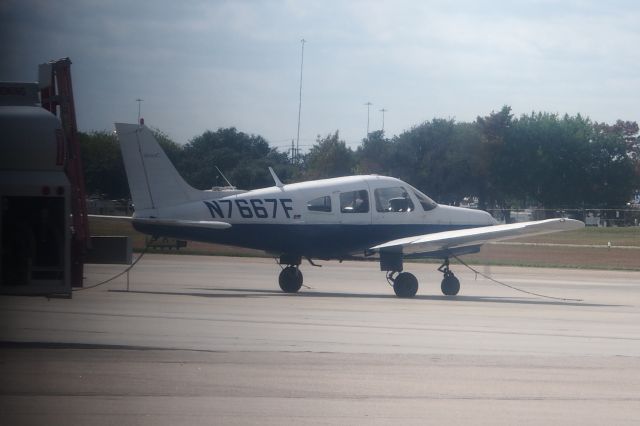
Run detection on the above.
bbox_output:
[1,254,640,425]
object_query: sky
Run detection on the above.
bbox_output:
[2,0,639,152]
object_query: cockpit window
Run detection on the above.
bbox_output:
[340,190,369,213]
[374,187,414,212]
[411,187,438,211]
[307,195,332,212]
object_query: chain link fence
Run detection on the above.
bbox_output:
[486,208,640,227]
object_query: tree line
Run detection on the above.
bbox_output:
[80,106,639,211]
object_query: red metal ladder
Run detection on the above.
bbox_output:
[39,58,89,288]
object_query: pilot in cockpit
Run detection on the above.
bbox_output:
[389,192,412,212]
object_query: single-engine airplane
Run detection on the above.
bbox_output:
[111,123,583,298]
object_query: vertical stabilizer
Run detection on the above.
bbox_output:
[115,123,202,211]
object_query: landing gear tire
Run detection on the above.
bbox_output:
[393,272,419,298]
[279,266,303,293]
[441,273,460,296]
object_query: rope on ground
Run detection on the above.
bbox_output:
[451,253,583,302]
[72,239,155,292]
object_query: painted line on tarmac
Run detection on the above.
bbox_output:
[491,242,640,249]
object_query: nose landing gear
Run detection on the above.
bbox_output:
[438,258,460,296]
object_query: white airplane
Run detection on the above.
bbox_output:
[113,123,584,298]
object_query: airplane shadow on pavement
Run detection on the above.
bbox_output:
[108,288,617,308]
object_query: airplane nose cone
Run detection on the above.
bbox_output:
[436,205,497,226]
[474,209,497,225]
[485,211,499,225]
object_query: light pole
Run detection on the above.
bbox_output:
[296,38,306,163]
[380,108,387,132]
[364,101,372,136]
[135,98,143,124]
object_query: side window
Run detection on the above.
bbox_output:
[307,195,332,212]
[340,190,369,213]
[374,187,415,212]
[412,188,438,211]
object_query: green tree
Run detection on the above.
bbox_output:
[355,130,392,174]
[151,128,182,165]
[586,122,638,207]
[499,112,636,210]
[445,122,484,204]
[502,112,588,208]
[392,118,459,202]
[179,127,292,189]
[79,130,128,199]
[474,105,513,210]
[304,131,354,179]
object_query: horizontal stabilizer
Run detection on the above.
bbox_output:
[88,214,133,221]
[133,218,232,230]
[88,215,231,230]
[371,218,584,256]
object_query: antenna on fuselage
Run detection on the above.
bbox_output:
[269,167,284,188]
[215,166,235,189]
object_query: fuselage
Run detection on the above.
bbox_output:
[132,175,496,259]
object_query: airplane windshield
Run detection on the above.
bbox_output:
[374,187,414,212]
[409,186,438,211]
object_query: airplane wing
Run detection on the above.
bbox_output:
[88,215,231,230]
[370,218,584,256]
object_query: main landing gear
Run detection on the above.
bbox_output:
[275,253,462,298]
[279,266,303,293]
[278,254,303,293]
[381,252,461,298]
[387,271,419,298]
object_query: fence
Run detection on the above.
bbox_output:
[485,208,640,227]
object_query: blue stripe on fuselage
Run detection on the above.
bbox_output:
[133,222,480,258]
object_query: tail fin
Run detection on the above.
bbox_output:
[115,123,203,211]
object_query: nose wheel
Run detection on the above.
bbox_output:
[438,258,460,296]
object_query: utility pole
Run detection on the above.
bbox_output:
[364,101,372,136]
[296,38,306,164]
[380,108,387,132]
[135,98,143,124]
